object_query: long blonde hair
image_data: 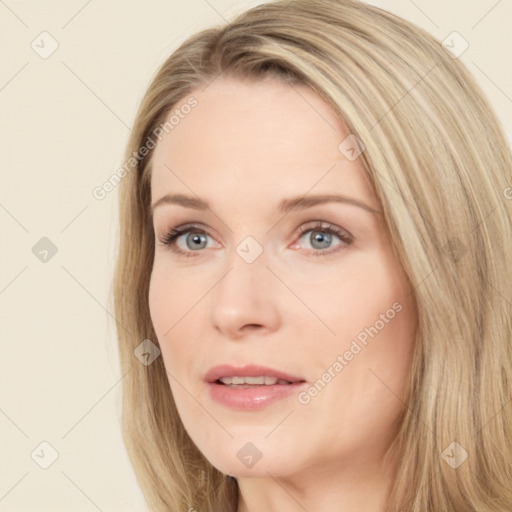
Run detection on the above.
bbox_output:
[111,0,512,510]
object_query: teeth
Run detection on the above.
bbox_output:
[218,376,291,385]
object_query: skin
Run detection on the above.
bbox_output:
[148,75,417,512]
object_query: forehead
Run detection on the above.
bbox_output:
[150,76,375,207]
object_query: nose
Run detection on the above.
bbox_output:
[209,248,281,339]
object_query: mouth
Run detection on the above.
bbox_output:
[204,364,306,385]
[205,364,307,410]
[216,376,297,387]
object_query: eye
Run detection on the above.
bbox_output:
[156,220,353,258]
[156,223,217,258]
[292,221,352,256]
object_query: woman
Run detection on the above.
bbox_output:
[112,0,512,510]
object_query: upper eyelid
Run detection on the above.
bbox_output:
[159,220,347,235]
[298,221,351,237]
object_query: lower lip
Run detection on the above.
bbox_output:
[207,381,307,410]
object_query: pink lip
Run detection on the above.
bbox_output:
[204,364,307,411]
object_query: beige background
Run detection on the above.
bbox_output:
[1,0,511,510]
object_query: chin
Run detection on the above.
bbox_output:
[192,434,303,478]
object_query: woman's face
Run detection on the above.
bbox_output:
[149,76,417,480]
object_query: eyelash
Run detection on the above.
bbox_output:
[157,221,353,258]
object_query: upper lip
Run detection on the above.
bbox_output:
[204,364,305,384]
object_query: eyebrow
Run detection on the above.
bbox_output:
[151,193,381,215]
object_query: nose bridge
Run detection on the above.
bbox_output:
[209,236,280,336]
[221,230,270,291]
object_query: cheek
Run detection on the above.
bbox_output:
[148,265,209,377]
[148,269,211,438]
[364,290,417,398]
[317,247,417,396]
[148,267,185,372]
[313,272,416,450]
[343,261,417,418]
[149,262,204,335]
[148,268,172,339]
[290,249,411,342]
